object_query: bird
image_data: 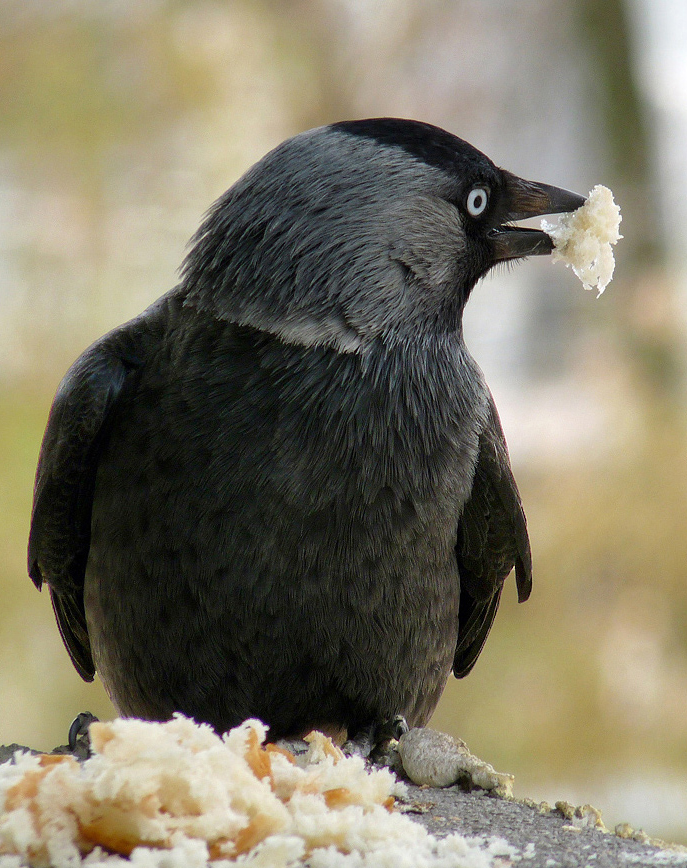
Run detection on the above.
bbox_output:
[28,118,585,753]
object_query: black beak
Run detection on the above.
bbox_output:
[490,172,587,262]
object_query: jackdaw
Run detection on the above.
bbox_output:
[29,118,585,749]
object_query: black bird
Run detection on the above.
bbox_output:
[29,119,584,749]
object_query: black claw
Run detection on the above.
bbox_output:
[68,711,99,754]
[274,736,310,757]
[342,723,376,758]
[376,714,409,742]
[343,715,410,759]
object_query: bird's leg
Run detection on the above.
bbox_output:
[342,723,376,758]
[375,714,409,742]
[343,715,409,760]
[369,714,409,766]
[273,735,311,758]
[67,711,99,759]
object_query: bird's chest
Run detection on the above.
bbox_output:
[232,340,486,572]
[99,331,485,582]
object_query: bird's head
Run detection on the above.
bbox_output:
[182,118,585,350]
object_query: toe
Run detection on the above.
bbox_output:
[68,711,99,756]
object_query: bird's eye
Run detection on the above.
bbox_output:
[466,187,489,218]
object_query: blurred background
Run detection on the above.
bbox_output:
[1,0,687,844]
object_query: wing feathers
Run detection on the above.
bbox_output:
[28,338,141,680]
[453,396,532,677]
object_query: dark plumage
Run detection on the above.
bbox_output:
[29,119,584,745]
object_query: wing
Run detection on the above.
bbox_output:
[28,332,144,681]
[453,395,532,678]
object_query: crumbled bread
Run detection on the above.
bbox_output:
[0,716,531,867]
[397,728,514,797]
[542,185,622,296]
[555,801,607,832]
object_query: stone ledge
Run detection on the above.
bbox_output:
[400,782,687,867]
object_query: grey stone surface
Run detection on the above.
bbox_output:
[399,781,687,867]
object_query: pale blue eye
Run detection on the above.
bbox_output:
[467,187,489,217]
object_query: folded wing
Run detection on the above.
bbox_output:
[28,336,142,680]
[453,396,532,678]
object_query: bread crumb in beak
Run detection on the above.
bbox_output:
[542,185,622,296]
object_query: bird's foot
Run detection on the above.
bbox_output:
[67,712,99,760]
[49,712,99,761]
[343,715,409,763]
[375,714,409,743]
[273,736,311,759]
